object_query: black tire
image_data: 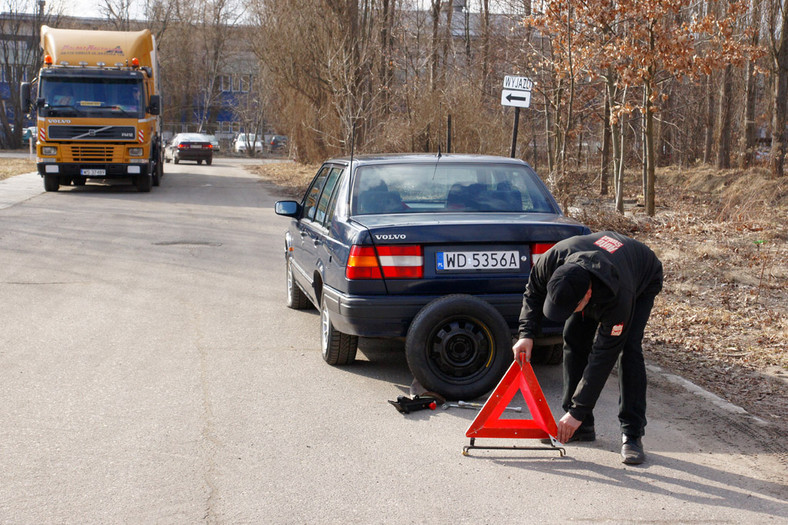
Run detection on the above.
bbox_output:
[206,158,212,165]
[406,294,512,400]
[531,343,563,365]
[152,159,162,187]
[43,174,59,192]
[198,160,203,165]
[135,173,152,192]
[174,156,179,165]
[286,257,311,309]
[320,293,358,365]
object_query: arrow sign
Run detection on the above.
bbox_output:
[501,89,531,108]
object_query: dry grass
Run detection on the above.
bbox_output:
[0,158,36,181]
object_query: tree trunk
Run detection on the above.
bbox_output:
[703,74,715,164]
[645,81,656,216]
[600,94,611,195]
[770,2,788,178]
[739,0,762,169]
[716,64,733,169]
[430,0,441,92]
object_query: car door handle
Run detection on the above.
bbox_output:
[313,239,322,246]
[299,231,308,238]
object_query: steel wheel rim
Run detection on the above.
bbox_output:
[426,316,494,382]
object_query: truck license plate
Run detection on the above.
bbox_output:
[436,250,520,272]
[80,169,106,176]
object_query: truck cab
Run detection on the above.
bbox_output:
[22,26,163,193]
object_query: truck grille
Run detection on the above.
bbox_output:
[64,145,121,163]
[48,126,136,141]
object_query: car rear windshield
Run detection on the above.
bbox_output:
[351,162,556,215]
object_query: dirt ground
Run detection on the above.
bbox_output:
[249,161,788,435]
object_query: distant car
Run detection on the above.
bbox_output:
[233,133,263,155]
[204,134,220,151]
[265,134,288,153]
[274,153,590,399]
[165,133,213,165]
[22,126,36,145]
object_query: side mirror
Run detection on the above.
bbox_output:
[20,83,31,111]
[36,97,45,109]
[275,201,300,217]
[148,94,161,115]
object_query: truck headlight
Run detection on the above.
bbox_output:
[42,146,57,156]
[129,147,144,157]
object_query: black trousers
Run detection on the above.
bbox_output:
[561,288,660,438]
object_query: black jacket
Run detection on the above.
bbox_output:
[518,231,663,419]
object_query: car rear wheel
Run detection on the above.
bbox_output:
[286,257,311,310]
[406,294,512,400]
[320,294,357,366]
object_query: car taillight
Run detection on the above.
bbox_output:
[346,244,424,280]
[531,243,555,266]
[178,144,189,149]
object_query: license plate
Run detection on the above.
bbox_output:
[436,250,520,272]
[80,169,106,176]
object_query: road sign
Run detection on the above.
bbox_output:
[503,75,534,92]
[501,89,531,108]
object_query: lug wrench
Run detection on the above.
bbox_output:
[442,400,522,412]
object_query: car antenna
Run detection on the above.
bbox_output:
[349,119,357,173]
[437,144,442,159]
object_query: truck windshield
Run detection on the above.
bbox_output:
[40,77,144,118]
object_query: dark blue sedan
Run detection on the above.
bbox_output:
[275,154,590,399]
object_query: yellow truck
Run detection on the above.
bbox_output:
[21,26,163,192]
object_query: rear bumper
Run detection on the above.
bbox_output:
[37,162,149,178]
[175,150,212,161]
[322,285,563,342]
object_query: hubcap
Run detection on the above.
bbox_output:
[320,303,330,355]
[428,317,493,381]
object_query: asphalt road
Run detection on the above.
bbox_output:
[1,159,786,524]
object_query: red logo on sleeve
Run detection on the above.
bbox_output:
[611,323,624,336]
[594,235,624,253]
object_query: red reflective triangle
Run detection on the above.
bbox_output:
[465,361,558,439]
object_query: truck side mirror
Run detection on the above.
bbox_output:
[148,94,161,116]
[20,83,31,111]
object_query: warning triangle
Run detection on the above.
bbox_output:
[465,361,558,440]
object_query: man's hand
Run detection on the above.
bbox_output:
[512,338,533,365]
[556,412,583,444]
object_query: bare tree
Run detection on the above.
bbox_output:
[0,0,60,149]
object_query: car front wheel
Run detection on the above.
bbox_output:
[286,257,311,310]
[320,294,357,365]
[406,294,512,400]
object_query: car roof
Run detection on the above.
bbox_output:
[323,153,531,168]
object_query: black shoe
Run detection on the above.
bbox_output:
[621,435,646,465]
[541,426,596,445]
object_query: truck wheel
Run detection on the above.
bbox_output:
[320,293,357,365]
[531,343,563,365]
[135,173,152,193]
[152,160,161,187]
[406,294,512,400]
[286,257,311,310]
[43,174,59,192]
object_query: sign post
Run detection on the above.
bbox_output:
[501,75,533,158]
